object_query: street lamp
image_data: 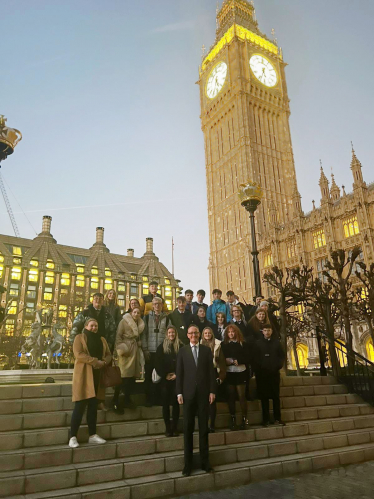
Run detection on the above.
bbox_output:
[238,180,263,298]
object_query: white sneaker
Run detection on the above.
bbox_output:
[88,434,106,445]
[69,437,79,448]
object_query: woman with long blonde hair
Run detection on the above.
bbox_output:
[201,327,226,432]
[155,325,183,437]
[104,289,122,328]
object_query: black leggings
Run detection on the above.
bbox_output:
[227,384,247,418]
[113,377,136,406]
[161,380,179,425]
[71,397,98,437]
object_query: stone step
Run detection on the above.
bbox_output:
[0,376,340,402]
[2,404,373,451]
[3,440,374,499]
[0,390,360,418]
[2,411,374,469]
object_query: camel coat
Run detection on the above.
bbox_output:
[72,333,112,402]
[116,314,145,378]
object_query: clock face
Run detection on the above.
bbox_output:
[249,55,277,87]
[206,62,228,99]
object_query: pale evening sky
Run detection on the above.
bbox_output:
[1,0,374,299]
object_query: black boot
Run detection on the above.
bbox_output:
[230,415,237,431]
[171,420,179,437]
[165,421,172,437]
[240,417,249,430]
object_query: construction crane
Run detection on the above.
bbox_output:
[0,115,22,237]
[0,171,20,237]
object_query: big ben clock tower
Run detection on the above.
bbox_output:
[199,0,299,301]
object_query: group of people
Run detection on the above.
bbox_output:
[68,283,285,476]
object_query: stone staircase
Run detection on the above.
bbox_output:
[1,376,374,498]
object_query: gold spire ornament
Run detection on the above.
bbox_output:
[0,115,22,162]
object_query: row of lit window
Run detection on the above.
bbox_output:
[263,252,273,268]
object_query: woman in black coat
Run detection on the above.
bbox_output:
[221,324,252,431]
[254,323,285,427]
[155,325,183,437]
[104,289,122,328]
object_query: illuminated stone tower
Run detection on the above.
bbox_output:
[198,0,298,300]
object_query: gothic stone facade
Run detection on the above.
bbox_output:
[199,0,374,364]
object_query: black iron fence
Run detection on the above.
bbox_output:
[320,330,374,406]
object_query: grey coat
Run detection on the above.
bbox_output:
[142,312,170,353]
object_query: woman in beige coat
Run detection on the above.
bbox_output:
[69,318,111,448]
[112,307,145,413]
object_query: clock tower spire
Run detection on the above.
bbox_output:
[199,0,299,301]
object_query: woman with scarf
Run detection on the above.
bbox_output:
[104,289,122,328]
[69,318,111,448]
[155,325,183,437]
[221,324,251,431]
[113,307,145,413]
[200,327,226,433]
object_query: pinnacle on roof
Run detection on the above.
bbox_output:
[318,162,328,185]
[350,143,362,170]
[216,0,265,41]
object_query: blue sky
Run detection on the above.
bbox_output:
[2,0,374,297]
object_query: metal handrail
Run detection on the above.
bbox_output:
[319,331,374,406]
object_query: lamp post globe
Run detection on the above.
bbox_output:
[238,181,263,299]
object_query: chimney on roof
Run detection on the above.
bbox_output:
[127,248,134,257]
[96,227,104,244]
[146,237,154,254]
[42,215,52,234]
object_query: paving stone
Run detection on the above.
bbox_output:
[281,377,303,386]
[279,387,294,397]
[124,458,165,479]
[294,408,318,421]
[327,394,348,405]
[317,407,340,419]
[282,457,313,476]
[73,443,116,463]
[282,397,305,409]
[147,420,166,435]
[339,406,360,417]
[110,422,148,438]
[60,384,72,397]
[22,398,64,413]
[323,434,348,449]
[0,400,22,415]
[22,384,61,398]
[1,433,23,450]
[346,394,362,404]
[333,385,348,394]
[308,420,333,435]
[255,426,283,441]
[175,473,214,495]
[283,424,309,438]
[268,441,297,458]
[214,467,250,488]
[23,428,68,448]
[0,475,24,498]
[297,437,324,453]
[25,469,76,494]
[77,462,123,485]
[0,452,24,471]
[347,432,370,445]
[225,429,255,445]
[156,436,184,453]
[23,412,67,430]
[237,444,268,462]
[117,438,156,458]
[332,419,355,432]
[0,414,23,431]
[292,386,315,396]
[339,449,365,466]
[354,416,374,429]
[305,396,326,407]
[25,448,72,469]
[302,376,322,385]
[165,454,185,472]
[131,478,174,499]
[321,376,338,385]
[210,448,237,466]
[250,462,283,482]
[313,385,334,395]
[0,385,22,400]
[312,453,340,470]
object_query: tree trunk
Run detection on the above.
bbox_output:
[292,335,302,376]
[279,294,288,375]
[325,309,340,377]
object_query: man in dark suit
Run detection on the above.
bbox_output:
[176,324,216,476]
[169,296,192,344]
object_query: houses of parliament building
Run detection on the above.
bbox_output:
[199,0,374,364]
